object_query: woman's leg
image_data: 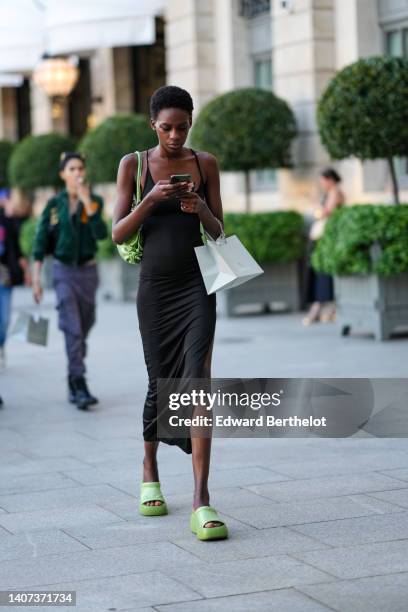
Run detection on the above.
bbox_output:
[190,336,222,528]
[142,440,164,506]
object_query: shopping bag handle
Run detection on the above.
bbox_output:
[202,218,227,245]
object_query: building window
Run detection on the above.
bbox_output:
[239,0,271,19]
[254,57,272,89]
[251,53,276,190]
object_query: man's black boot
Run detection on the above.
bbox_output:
[73,376,98,408]
[68,375,76,404]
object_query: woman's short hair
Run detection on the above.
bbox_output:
[320,167,341,183]
[149,85,194,119]
[59,152,86,171]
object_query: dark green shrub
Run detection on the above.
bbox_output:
[79,115,157,183]
[190,88,297,211]
[224,211,305,263]
[318,56,408,204]
[311,205,408,277]
[19,217,37,257]
[0,140,14,188]
[9,133,75,190]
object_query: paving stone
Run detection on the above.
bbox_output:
[172,526,328,562]
[290,510,408,547]
[246,472,408,502]
[33,571,201,612]
[223,493,403,528]
[164,554,333,598]
[379,468,408,483]
[0,505,123,534]
[0,472,81,496]
[0,542,200,590]
[366,487,408,509]
[298,572,408,612]
[164,486,278,512]
[0,529,89,562]
[0,457,92,478]
[0,483,135,513]
[293,539,408,579]
[154,587,331,611]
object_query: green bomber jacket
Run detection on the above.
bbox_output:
[33,188,108,265]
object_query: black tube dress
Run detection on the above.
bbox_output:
[136,148,216,454]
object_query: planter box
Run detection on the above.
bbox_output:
[98,258,140,302]
[217,262,301,317]
[334,273,408,340]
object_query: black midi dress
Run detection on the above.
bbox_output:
[136,148,216,454]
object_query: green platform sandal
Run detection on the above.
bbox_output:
[190,506,228,541]
[139,481,168,516]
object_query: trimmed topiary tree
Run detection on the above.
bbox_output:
[0,140,14,189]
[318,56,408,205]
[190,88,297,212]
[9,133,75,190]
[79,114,157,184]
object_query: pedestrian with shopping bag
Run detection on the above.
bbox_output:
[32,152,108,410]
[113,85,263,540]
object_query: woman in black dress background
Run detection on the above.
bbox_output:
[303,168,345,325]
[113,86,227,538]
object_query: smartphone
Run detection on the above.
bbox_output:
[170,174,193,184]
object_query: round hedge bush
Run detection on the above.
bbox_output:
[311,204,408,277]
[0,140,14,189]
[318,56,408,161]
[223,211,305,263]
[190,88,297,171]
[79,115,157,183]
[9,133,76,190]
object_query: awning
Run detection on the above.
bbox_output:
[45,0,166,55]
[0,74,24,87]
[0,1,45,72]
[0,0,166,74]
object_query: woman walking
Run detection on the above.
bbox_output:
[113,85,228,540]
[32,152,107,409]
[303,167,345,325]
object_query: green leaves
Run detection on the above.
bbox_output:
[190,88,297,172]
[79,115,157,184]
[224,211,305,263]
[9,133,75,189]
[318,56,408,161]
[311,205,408,277]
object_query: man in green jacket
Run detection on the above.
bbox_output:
[33,152,108,410]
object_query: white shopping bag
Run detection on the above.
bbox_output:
[9,309,49,347]
[194,227,264,295]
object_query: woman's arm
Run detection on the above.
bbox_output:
[179,153,224,240]
[112,154,155,244]
[112,153,192,244]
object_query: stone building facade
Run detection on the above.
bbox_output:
[1,0,407,213]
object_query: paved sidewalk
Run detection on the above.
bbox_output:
[1,287,408,611]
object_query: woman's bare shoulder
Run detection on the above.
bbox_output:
[118,152,138,174]
[194,150,219,172]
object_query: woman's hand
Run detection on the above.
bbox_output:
[179,191,206,214]
[148,179,191,204]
